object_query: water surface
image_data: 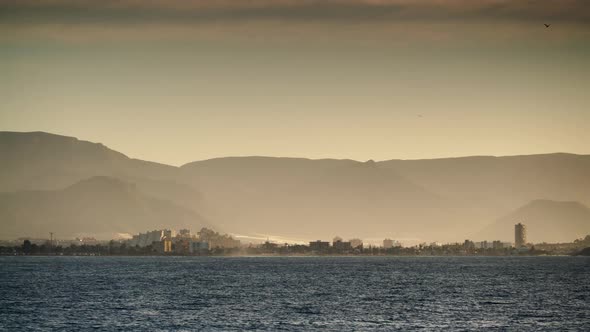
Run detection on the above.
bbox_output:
[1,256,589,331]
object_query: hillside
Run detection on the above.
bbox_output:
[2,131,590,243]
[181,158,459,241]
[477,200,590,243]
[0,176,209,240]
[379,154,590,211]
[0,131,202,208]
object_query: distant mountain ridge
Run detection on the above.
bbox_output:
[379,153,590,208]
[0,176,209,239]
[0,131,201,207]
[478,200,590,243]
[1,131,589,243]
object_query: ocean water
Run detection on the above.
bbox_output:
[1,256,589,331]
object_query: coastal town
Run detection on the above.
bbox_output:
[1,223,589,257]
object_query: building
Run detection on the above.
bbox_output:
[349,238,363,249]
[197,228,241,249]
[174,238,191,254]
[260,241,279,252]
[189,240,209,254]
[333,238,352,253]
[164,238,172,252]
[75,237,99,245]
[473,240,512,250]
[177,229,191,238]
[463,240,475,250]
[208,236,241,249]
[383,238,394,249]
[309,240,330,252]
[515,223,527,248]
[492,240,503,250]
[475,241,490,249]
[155,237,173,254]
[128,229,174,248]
[492,240,512,250]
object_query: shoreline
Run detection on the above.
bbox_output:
[0,253,580,258]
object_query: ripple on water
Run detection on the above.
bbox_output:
[0,256,589,331]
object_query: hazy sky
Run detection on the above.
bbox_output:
[1,0,589,165]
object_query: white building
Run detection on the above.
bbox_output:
[515,223,527,248]
[383,238,397,249]
[128,229,174,248]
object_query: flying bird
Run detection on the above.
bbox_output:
[544,24,551,28]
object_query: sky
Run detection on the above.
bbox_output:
[1,0,589,166]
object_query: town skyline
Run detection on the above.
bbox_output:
[3,222,590,258]
[0,221,571,249]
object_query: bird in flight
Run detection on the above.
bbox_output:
[544,24,551,28]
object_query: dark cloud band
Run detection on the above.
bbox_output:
[0,0,588,24]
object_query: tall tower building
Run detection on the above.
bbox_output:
[515,223,527,248]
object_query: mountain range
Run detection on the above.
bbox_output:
[1,131,589,243]
[0,176,208,240]
[478,199,590,243]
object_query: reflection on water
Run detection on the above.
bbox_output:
[1,256,589,331]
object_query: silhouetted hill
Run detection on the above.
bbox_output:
[1,131,125,189]
[0,131,202,208]
[0,176,208,239]
[477,200,590,243]
[2,131,590,243]
[180,157,465,241]
[379,154,590,211]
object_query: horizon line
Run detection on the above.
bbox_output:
[2,130,589,167]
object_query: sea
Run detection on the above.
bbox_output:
[1,256,589,331]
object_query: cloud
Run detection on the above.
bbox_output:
[1,0,588,24]
[1,1,588,45]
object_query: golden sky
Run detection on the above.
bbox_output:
[1,0,589,165]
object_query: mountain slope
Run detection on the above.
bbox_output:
[180,157,466,241]
[2,131,590,243]
[0,131,202,208]
[378,154,590,211]
[477,200,590,243]
[0,176,209,240]
[181,154,590,242]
